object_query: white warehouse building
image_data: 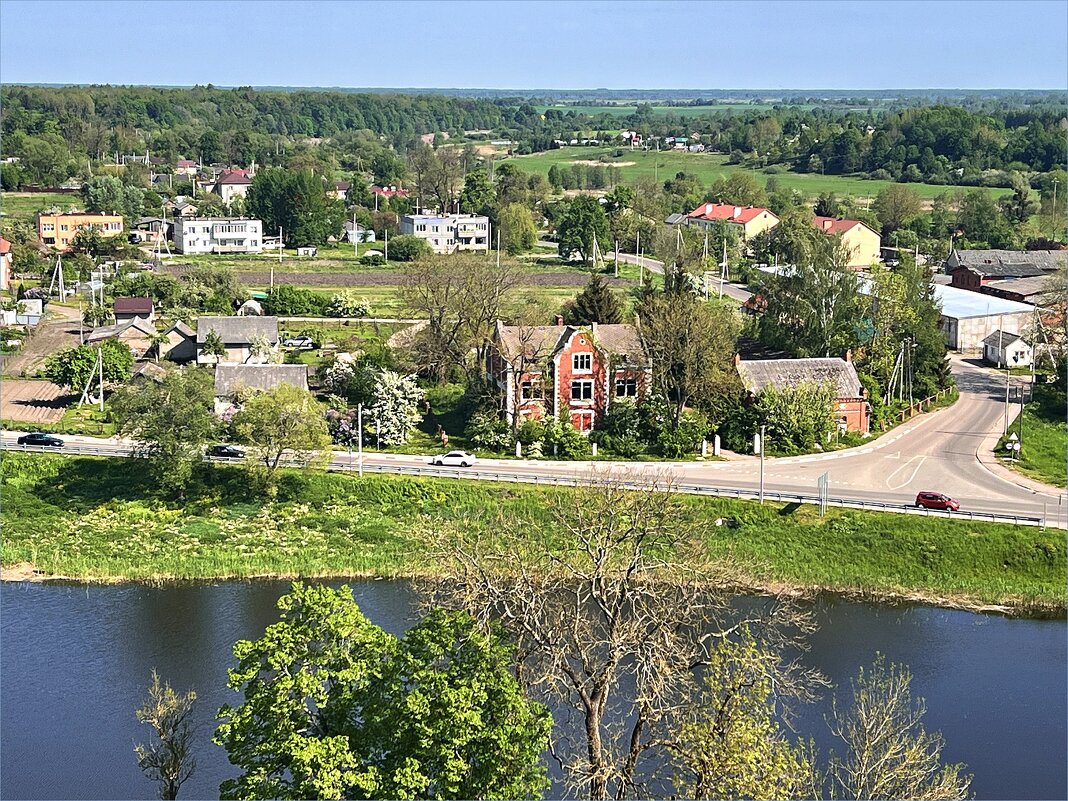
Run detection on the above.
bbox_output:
[933,284,1035,353]
[399,213,490,254]
[174,218,264,255]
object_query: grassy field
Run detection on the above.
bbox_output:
[0,191,79,228]
[507,147,1014,202]
[2,453,1063,612]
[998,380,1066,488]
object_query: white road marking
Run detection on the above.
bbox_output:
[885,454,927,490]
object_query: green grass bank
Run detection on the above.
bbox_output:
[998,379,1067,488]
[2,453,1063,614]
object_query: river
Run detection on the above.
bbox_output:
[1,580,1064,800]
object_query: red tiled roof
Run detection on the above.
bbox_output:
[0,236,11,255]
[217,169,251,185]
[812,216,871,235]
[114,296,153,315]
[176,159,197,168]
[687,203,775,225]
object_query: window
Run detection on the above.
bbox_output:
[43,237,55,245]
[416,224,426,232]
[60,225,68,232]
[572,353,592,373]
[615,377,637,397]
[570,380,593,402]
[432,225,439,233]
[42,223,55,232]
[520,380,542,401]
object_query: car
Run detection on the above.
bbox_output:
[431,450,477,468]
[207,444,245,459]
[283,336,314,350]
[915,491,960,511]
[16,433,64,447]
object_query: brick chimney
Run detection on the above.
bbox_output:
[555,314,565,327]
[591,321,598,337]
[733,353,742,366]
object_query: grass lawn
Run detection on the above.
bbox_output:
[998,379,1066,488]
[2,452,1063,612]
[0,191,79,225]
[506,147,1015,203]
[1,402,116,437]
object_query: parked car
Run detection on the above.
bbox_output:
[915,491,960,511]
[283,336,314,350]
[431,450,477,468]
[207,444,245,459]
[16,433,64,447]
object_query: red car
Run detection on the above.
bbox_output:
[915,492,960,511]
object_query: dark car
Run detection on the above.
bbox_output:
[16,433,64,447]
[915,491,960,511]
[207,444,245,459]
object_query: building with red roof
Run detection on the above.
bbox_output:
[0,236,12,292]
[686,203,780,242]
[214,169,253,204]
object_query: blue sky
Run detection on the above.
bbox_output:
[1,0,1065,89]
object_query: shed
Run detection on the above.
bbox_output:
[982,330,1033,368]
[213,364,310,414]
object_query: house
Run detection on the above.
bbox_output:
[213,364,310,415]
[214,169,252,204]
[344,220,376,243]
[162,320,197,363]
[982,330,1033,369]
[131,361,167,383]
[372,185,410,199]
[664,213,688,226]
[735,353,870,434]
[333,181,351,202]
[163,196,198,218]
[946,249,1064,291]
[196,315,279,364]
[131,217,172,244]
[811,216,881,269]
[84,317,157,358]
[174,217,263,254]
[399,213,490,254]
[174,159,199,176]
[37,212,124,251]
[686,203,780,243]
[113,296,155,325]
[487,318,650,433]
[931,284,1035,352]
[0,236,12,292]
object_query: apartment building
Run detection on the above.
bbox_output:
[174,218,263,254]
[399,213,490,254]
[37,212,124,251]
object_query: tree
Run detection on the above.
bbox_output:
[83,304,114,327]
[247,168,344,247]
[401,253,518,381]
[957,189,1016,249]
[111,367,218,494]
[231,384,331,479]
[386,233,431,262]
[82,175,144,222]
[753,382,838,453]
[430,471,817,801]
[814,191,842,218]
[998,173,1039,225]
[557,195,610,265]
[547,164,563,191]
[200,330,227,364]
[827,656,972,800]
[565,274,623,325]
[498,202,537,255]
[44,340,133,391]
[134,671,198,801]
[873,184,922,234]
[199,130,223,164]
[214,583,550,801]
[638,294,743,429]
[457,168,494,216]
[408,143,462,213]
[707,172,768,208]
[367,369,425,445]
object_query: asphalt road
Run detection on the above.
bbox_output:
[3,357,1062,527]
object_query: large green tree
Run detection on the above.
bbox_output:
[247,168,345,246]
[498,202,537,255]
[44,340,133,391]
[214,583,550,801]
[82,175,145,223]
[565,274,623,325]
[232,384,331,479]
[557,195,610,265]
[111,366,218,494]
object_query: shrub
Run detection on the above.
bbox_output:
[464,410,514,453]
[360,254,386,266]
[386,234,431,262]
[543,416,591,459]
[516,419,547,447]
[654,411,708,458]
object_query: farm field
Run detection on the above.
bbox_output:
[507,146,1014,202]
[0,191,79,224]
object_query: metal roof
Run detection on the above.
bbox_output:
[932,284,1034,320]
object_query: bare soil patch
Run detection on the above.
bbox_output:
[571,159,636,167]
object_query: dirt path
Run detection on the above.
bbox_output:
[3,304,82,377]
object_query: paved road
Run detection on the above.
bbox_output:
[3,357,1062,526]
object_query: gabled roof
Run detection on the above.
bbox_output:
[196,316,279,344]
[216,169,252,185]
[736,357,863,399]
[687,203,777,226]
[176,159,197,168]
[664,213,688,225]
[132,362,167,382]
[981,330,1027,348]
[214,364,309,396]
[335,180,351,191]
[114,296,153,315]
[84,317,157,343]
[495,321,645,363]
[950,249,1066,276]
[983,276,1053,299]
[166,320,195,338]
[812,216,878,237]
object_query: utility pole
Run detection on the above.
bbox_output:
[636,229,642,284]
[384,228,389,261]
[614,239,619,278]
[98,346,104,412]
[1052,178,1059,239]
[353,213,358,257]
[720,238,727,300]
[758,425,766,505]
[357,402,364,477]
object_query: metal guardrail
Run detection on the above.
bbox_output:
[3,441,1053,528]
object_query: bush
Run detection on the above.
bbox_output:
[516,419,547,447]
[264,285,328,316]
[387,234,431,262]
[464,410,514,453]
[360,254,386,266]
[543,416,591,459]
[869,168,892,181]
[654,411,708,458]
[327,291,371,318]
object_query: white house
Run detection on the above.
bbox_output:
[214,169,252,205]
[982,330,1033,368]
[174,218,263,254]
[344,220,376,243]
[399,213,490,254]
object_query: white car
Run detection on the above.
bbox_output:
[431,450,477,467]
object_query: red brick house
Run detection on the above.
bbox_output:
[488,318,650,433]
[735,352,871,434]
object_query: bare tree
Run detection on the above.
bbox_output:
[425,469,820,800]
[134,670,197,801]
[827,655,972,801]
[407,142,462,213]
[497,300,558,432]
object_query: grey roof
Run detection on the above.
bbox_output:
[85,317,157,343]
[737,357,863,399]
[196,316,279,345]
[932,284,1034,320]
[166,320,195,338]
[983,276,1053,298]
[495,321,646,363]
[214,364,309,396]
[665,213,688,225]
[132,362,167,382]
[949,249,1066,277]
[981,330,1028,348]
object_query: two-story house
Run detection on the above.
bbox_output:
[811,216,881,269]
[196,316,279,364]
[174,218,263,254]
[399,213,490,254]
[214,169,252,205]
[686,203,780,243]
[488,318,650,433]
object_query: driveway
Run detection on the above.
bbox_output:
[3,304,82,377]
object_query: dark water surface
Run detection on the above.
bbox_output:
[1,580,1064,800]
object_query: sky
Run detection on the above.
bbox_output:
[1,0,1066,90]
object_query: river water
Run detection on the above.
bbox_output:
[1,580,1064,800]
